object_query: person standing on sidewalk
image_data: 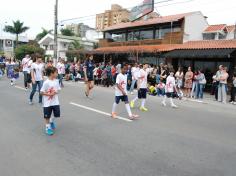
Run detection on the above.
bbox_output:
[195,69,206,102]
[184,67,193,98]
[21,55,32,89]
[229,74,236,104]
[29,57,44,105]
[56,58,65,87]
[214,65,223,100]
[218,66,229,104]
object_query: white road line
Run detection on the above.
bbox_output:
[15,85,27,91]
[70,102,132,122]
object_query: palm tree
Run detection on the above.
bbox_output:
[36,28,53,41]
[69,40,83,50]
[60,28,75,36]
[4,20,29,48]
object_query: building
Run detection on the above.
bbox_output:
[38,34,95,59]
[99,11,208,48]
[96,4,130,31]
[93,11,236,81]
[65,23,94,38]
[0,35,29,57]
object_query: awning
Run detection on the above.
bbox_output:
[164,49,236,59]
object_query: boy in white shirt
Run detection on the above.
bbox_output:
[111,64,139,120]
[162,70,178,108]
[130,63,149,112]
[40,67,61,136]
[22,55,32,89]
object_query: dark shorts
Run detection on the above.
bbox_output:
[43,105,60,119]
[27,73,32,83]
[115,95,129,104]
[166,92,174,98]
[138,88,147,99]
[87,76,94,82]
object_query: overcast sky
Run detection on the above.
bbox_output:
[0,0,235,39]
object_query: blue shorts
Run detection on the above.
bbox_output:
[115,95,129,104]
[138,88,147,99]
[43,105,60,119]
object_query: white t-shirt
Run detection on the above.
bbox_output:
[131,67,140,80]
[57,63,65,74]
[115,73,127,96]
[138,69,148,89]
[31,63,44,81]
[40,79,61,107]
[22,58,32,73]
[165,75,176,93]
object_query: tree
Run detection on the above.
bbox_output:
[15,44,45,61]
[60,28,75,36]
[36,28,53,41]
[69,40,83,50]
[4,20,29,48]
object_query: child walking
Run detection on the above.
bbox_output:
[130,63,149,112]
[111,64,139,120]
[40,67,61,136]
[162,70,178,108]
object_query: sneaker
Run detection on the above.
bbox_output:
[233,102,236,105]
[140,107,148,112]
[130,92,134,95]
[50,122,56,130]
[162,101,166,107]
[111,112,117,118]
[128,114,139,120]
[29,100,33,105]
[45,128,54,136]
[171,104,178,108]
[130,100,135,108]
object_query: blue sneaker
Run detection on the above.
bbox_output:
[45,128,54,136]
[50,122,56,130]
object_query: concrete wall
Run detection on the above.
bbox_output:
[183,12,208,42]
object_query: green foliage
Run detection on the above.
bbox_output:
[69,40,83,50]
[36,28,53,41]
[60,28,75,36]
[4,20,29,47]
[15,44,45,60]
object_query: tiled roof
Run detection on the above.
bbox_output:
[204,24,227,33]
[226,25,236,33]
[178,40,236,49]
[103,12,197,32]
[94,40,236,54]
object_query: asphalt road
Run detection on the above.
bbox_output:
[0,76,236,176]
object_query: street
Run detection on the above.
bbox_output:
[0,77,236,176]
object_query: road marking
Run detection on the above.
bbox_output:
[70,102,132,122]
[15,85,27,91]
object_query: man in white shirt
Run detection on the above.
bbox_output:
[29,57,44,104]
[21,54,32,89]
[56,58,65,87]
[130,63,140,94]
[130,63,150,112]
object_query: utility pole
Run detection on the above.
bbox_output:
[234,21,236,39]
[54,0,58,61]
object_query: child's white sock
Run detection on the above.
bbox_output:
[141,99,146,108]
[112,103,117,113]
[170,98,174,106]
[46,124,51,129]
[162,95,166,103]
[132,97,138,102]
[125,104,132,116]
[50,117,55,123]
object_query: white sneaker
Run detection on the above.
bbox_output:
[171,104,178,108]
[162,101,166,107]
[130,92,134,95]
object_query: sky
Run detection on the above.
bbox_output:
[0,0,235,39]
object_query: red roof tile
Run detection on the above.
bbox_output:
[103,12,196,31]
[94,40,236,54]
[178,40,236,49]
[204,24,227,32]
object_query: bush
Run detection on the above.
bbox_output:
[15,44,45,60]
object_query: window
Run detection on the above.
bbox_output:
[219,33,226,40]
[203,33,216,40]
[159,28,171,39]
[112,33,126,42]
[140,29,154,40]
[127,31,140,41]
[49,45,54,50]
